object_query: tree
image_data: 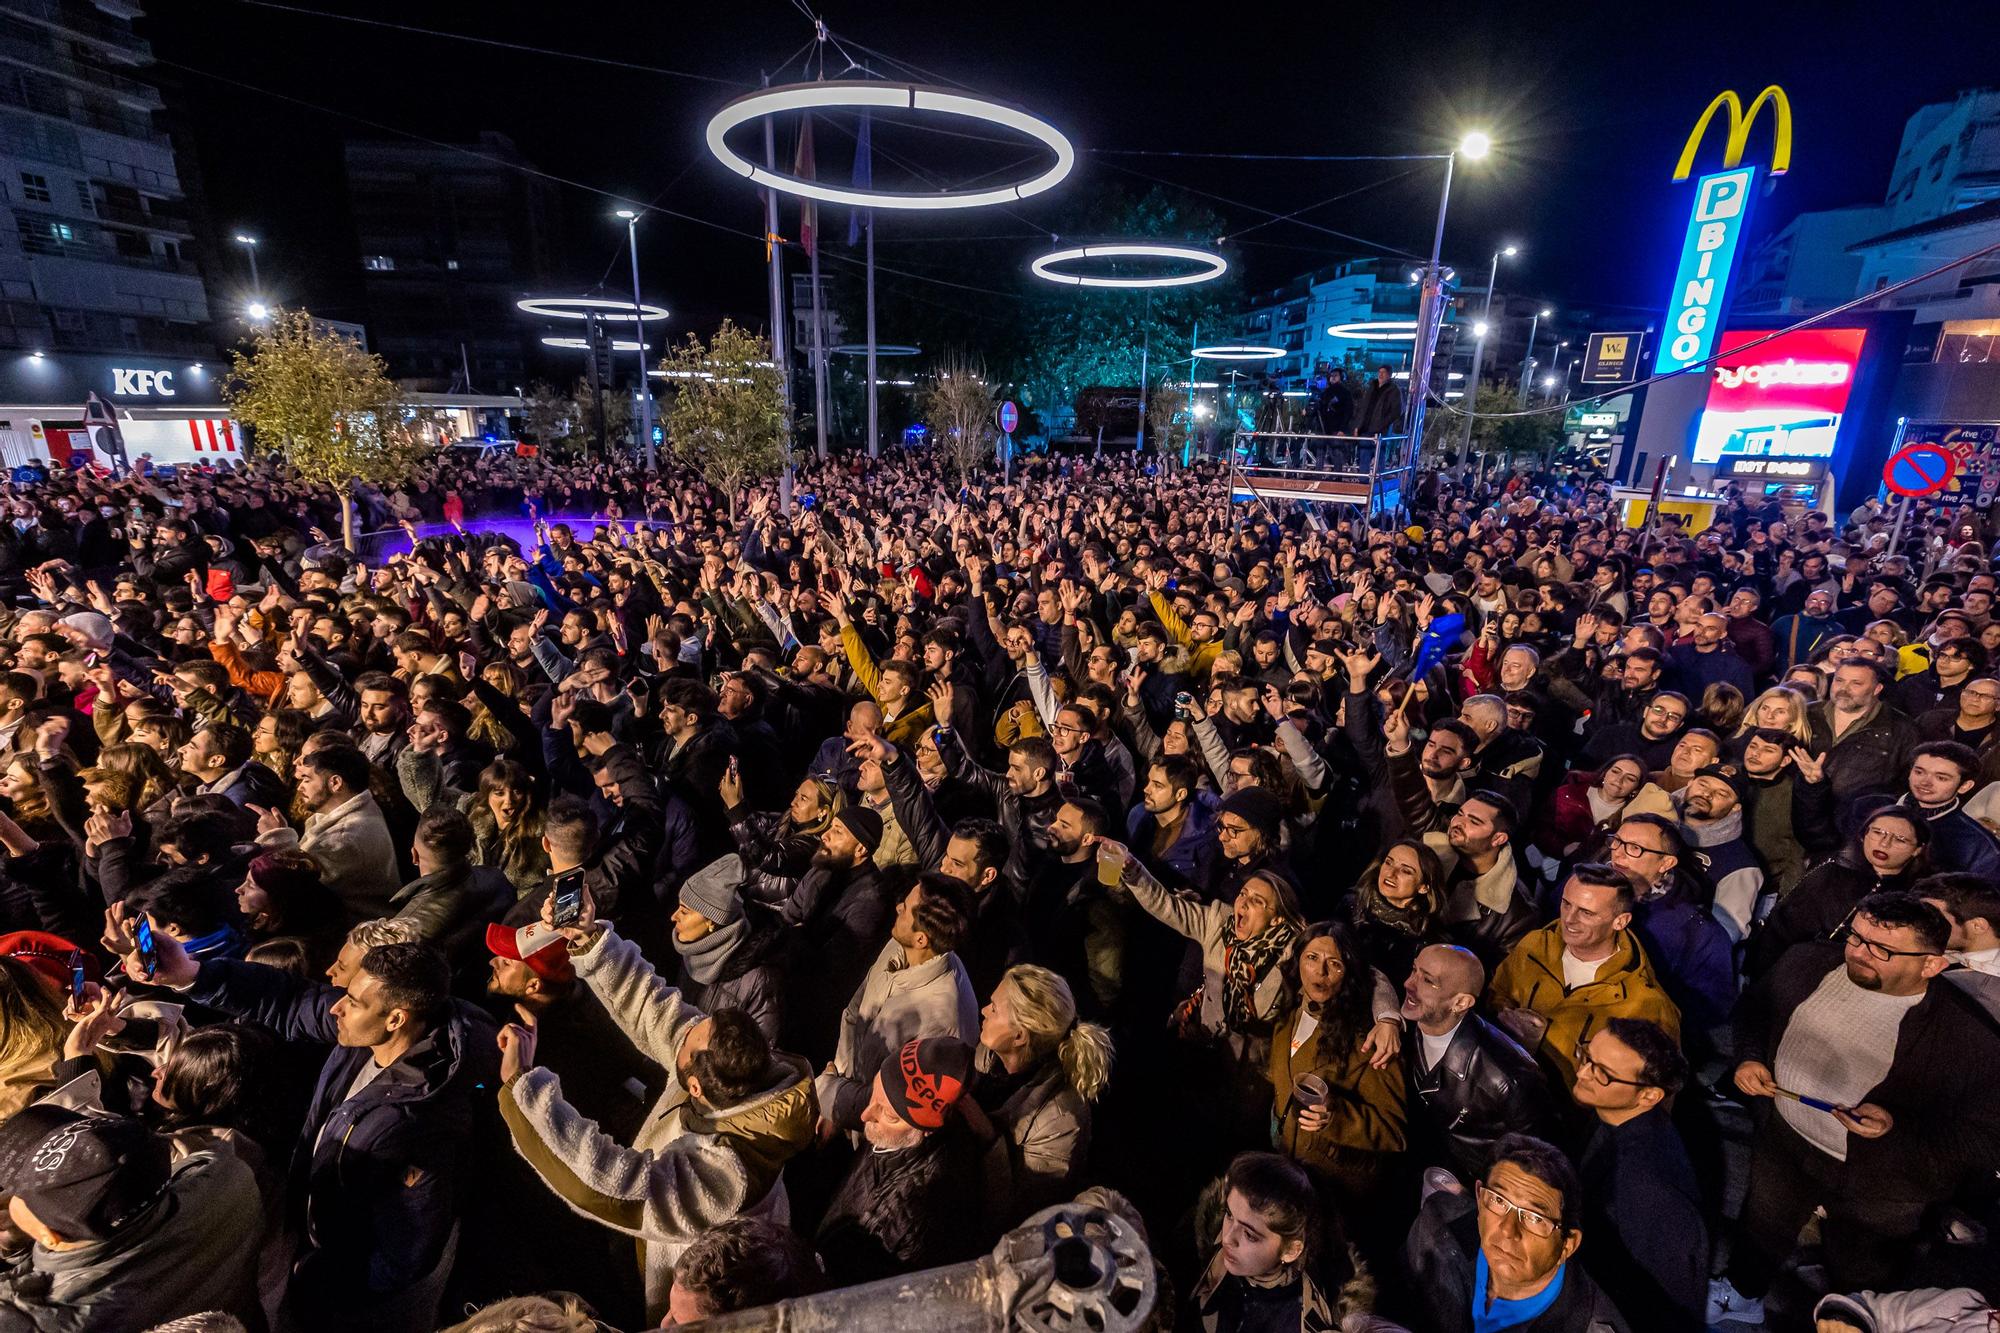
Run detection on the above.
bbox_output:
[922,356,996,486]
[569,377,633,458]
[1145,382,1191,467]
[226,308,427,550]
[523,381,570,447]
[659,320,786,517]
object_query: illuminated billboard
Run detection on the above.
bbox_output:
[1654,167,1757,375]
[1690,327,1868,465]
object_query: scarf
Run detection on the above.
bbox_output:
[673,917,747,985]
[1217,920,1299,1034]
[1358,876,1438,939]
[1585,787,1627,828]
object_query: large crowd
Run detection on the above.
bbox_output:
[0,442,1994,1333]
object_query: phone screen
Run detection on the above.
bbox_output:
[68,950,85,1005]
[550,870,586,927]
[135,917,157,980]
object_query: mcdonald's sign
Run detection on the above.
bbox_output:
[1672,86,1793,181]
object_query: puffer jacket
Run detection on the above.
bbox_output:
[1488,922,1682,1088]
[499,924,816,1328]
[389,862,515,964]
[671,915,787,1042]
[971,1043,1091,1241]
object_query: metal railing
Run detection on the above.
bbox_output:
[1229,430,1418,518]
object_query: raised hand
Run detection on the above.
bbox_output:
[1382,703,1412,752]
[926,678,956,724]
[1787,748,1827,784]
[497,1009,539,1082]
[32,716,70,760]
[247,803,288,837]
[84,806,132,847]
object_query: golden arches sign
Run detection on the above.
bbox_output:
[1672,86,1793,181]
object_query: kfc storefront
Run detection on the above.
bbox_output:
[0,351,243,473]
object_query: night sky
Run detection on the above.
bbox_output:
[150,0,2000,341]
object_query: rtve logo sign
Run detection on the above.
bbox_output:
[110,368,176,397]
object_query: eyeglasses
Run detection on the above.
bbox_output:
[1475,1182,1559,1239]
[1605,833,1666,859]
[1833,925,1939,962]
[1573,1042,1655,1090]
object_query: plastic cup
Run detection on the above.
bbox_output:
[1096,842,1128,887]
[1294,1074,1330,1111]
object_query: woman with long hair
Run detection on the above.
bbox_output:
[1268,921,1406,1210]
[1190,1152,1346,1333]
[1347,838,1447,984]
[1734,686,1816,748]
[90,742,179,820]
[966,964,1115,1238]
[250,709,316,785]
[467,759,549,896]
[1749,805,1930,978]
[726,775,842,879]
[1536,754,1675,864]
[0,955,68,1121]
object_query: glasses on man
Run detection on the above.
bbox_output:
[1833,925,1939,962]
[1605,833,1666,860]
[1573,1041,1655,1090]
[1475,1182,1559,1238]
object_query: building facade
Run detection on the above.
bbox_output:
[0,0,212,358]
[343,132,563,391]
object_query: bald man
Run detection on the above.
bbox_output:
[1665,612,1755,699]
[1401,943,1558,1179]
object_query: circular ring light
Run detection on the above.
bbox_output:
[517,296,669,323]
[1192,344,1284,361]
[830,343,921,357]
[1030,243,1227,289]
[542,336,650,352]
[706,81,1073,211]
[1326,320,1418,341]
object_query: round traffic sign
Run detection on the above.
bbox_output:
[1884,443,1956,498]
[998,400,1019,435]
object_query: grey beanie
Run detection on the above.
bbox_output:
[679,854,744,926]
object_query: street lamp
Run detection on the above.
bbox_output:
[233,234,260,293]
[614,208,658,471]
[1404,129,1495,468]
[1518,308,1552,407]
[245,301,269,322]
[1457,242,1519,475]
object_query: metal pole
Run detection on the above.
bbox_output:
[1135,291,1151,455]
[1884,418,1912,558]
[625,215,656,471]
[760,75,794,510]
[1458,249,1499,477]
[809,200,828,462]
[1517,312,1541,408]
[865,209,878,459]
[244,244,259,292]
[1402,152,1454,469]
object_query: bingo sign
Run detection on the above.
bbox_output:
[1883,442,1957,498]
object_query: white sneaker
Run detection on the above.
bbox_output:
[1706,1277,1766,1326]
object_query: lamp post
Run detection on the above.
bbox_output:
[233,234,259,293]
[1456,243,1516,478]
[615,209,657,471]
[1403,130,1491,488]
[1517,307,1551,407]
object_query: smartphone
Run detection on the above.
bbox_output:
[550,869,587,928]
[727,754,740,781]
[135,917,157,981]
[68,950,85,1005]
[1173,691,1194,721]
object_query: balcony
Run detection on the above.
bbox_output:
[5,0,149,61]
[0,69,166,145]
[0,28,162,111]
[92,196,191,234]
[17,224,196,276]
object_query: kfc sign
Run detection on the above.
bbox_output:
[111,367,176,397]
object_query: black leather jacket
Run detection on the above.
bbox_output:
[1404,1012,1559,1180]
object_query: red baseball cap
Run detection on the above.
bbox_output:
[484,922,573,983]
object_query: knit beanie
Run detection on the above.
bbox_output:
[881,1036,972,1131]
[836,805,884,855]
[679,854,744,926]
[1219,787,1284,844]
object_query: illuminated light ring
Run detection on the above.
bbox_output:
[830,343,921,357]
[541,336,649,352]
[1030,243,1227,289]
[1192,344,1285,361]
[516,297,670,323]
[705,81,1074,210]
[1326,320,1418,341]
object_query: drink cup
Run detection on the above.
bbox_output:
[1096,841,1128,887]
[1293,1073,1330,1111]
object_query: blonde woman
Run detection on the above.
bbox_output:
[964,964,1115,1235]
[1734,686,1815,746]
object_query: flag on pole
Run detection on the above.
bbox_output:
[794,114,817,259]
[847,110,872,246]
[1407,613,1466,682]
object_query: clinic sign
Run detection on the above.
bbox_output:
[1654,166,1757,375]
[1653,85,1793,377]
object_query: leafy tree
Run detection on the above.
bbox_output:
[1145,382,1192,466]
[226,308,427,549]
[523,381,570,446]
[921,356,997,486]
[568,377,633,458]
[659,320,786,517]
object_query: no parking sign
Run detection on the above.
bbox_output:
[1883,443,1956,498]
